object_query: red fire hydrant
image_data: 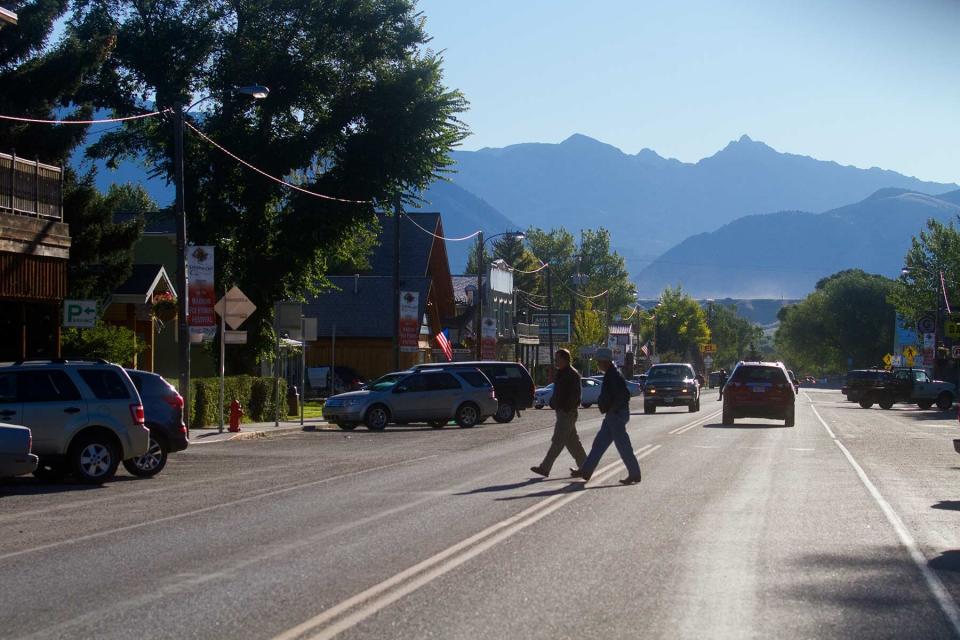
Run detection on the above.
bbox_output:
[229,399,244,432]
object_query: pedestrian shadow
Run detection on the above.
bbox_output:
[495,482,626,501]
[702,422,791,429]
[0,475,139,496]
[929,550,960,572]
[931,501,960,512]
[455,478,543,495]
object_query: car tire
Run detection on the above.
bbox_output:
[337,423,357,431]
[936,393,954,411]
[493,401,516,424]
[917,400,933,410]
[32,460,67,483]
[878,399,894,410]
[722,407,734,425]
[68,433,120,484]
[581,403,592,409]
[644,404,656,415]
[364,405,390,431]
[455,402,480,428]
[122,435,168,478]
[785,406,795,427]
[858,399,874,409]
[429,420,447,429]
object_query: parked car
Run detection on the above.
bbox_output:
[412,361,535,423]
[856,367,955,410]
[0,423,38,478]
[787,369,800,393]
[632,373,648,388]
[534,377,603,409]
[642,363,701,413]
[841,369,889,402]
[124,369,188,477]
[323,368,498,430]
[0,360,149,483]
[722,361,796,427]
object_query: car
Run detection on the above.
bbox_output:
[642,363,701,413]
[787,369,800,393]
[632,373,648,387]
[306,365,366,397]
[323,368,499,430]
[0,423,38,478]
[534,377,603,409]
[841,369,889,402]
[857,367,956,410]
[412,361,535,423]
[0,359,149,483]
[124,369,188,477]
[722,361,796,427]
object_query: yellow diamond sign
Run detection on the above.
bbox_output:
[903,345,918,360]
[882,353,893,367]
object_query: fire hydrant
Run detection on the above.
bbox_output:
[229,399,244,432]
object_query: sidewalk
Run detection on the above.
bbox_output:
[189,417,339,445]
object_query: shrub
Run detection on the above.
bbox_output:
[189,375,286,428]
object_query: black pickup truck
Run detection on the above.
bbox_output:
[842,369,890,403]
[855,368,956,410]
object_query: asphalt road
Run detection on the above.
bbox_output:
[3,389,960,639]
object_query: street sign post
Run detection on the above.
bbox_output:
[700,343,717,355]
[882,353,893,368]
[63,300,97,328]
[214,286,257,431]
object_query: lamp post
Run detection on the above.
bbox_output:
[172,85,269,413]
[475,230,526,359]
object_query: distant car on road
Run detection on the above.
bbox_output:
[323,368,498,430]
[124,369,188,477]
[643,363,701,413]
[0,423,38,478]
[534,377,603,409]
[722,361,796,427]
[413,361,535,423]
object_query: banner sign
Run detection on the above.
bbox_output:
[399,291,420,353]
[533,314,571,343]
[188,245,216,341]
[481,317,497,360]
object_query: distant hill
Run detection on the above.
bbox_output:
[441,134,956,275]
[634,189,960,298]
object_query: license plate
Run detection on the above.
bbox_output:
[664,397,674,403]
[751,386,765,393]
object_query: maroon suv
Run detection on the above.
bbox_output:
[722,361,796,427]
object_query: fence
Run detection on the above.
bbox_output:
[0,152,63,221]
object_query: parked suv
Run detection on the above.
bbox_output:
[124,369,188,477]
[643,363,701,413]
[722,361,796,427]
[0,360,149,483]
[323,368,498,430]
[412,361,535,423]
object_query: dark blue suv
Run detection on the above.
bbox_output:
[123,370,188,477]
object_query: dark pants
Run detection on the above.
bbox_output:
[540,409,587,473]
[581,408,641,478]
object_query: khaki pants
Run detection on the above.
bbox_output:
[540,409,587,473]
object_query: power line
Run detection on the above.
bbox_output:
[0,110,167,125]
[403,213,481,241]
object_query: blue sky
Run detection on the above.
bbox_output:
[417,0,960,183]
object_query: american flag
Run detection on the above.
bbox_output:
[639,342,650,357]
[436,331,453,362]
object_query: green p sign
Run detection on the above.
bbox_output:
[63,299,97,328]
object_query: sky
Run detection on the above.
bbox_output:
[417,0,960,184]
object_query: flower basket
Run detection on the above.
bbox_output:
[152,294,178,322]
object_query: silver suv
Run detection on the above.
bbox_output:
[0,360,149,483]
[323,368,498,431]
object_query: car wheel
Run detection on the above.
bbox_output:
[917,400,933,410]
[337,423,357,431]
[722,407,734,425]
[785,406,795,427]
[68,434,120,484]
[122,436,168,478]
[455,402,480,428]
[429,420,447,429]
[581,403,592,409]
[535,404,543,410]
[364,405,390,431]
[858,399,874,409]
[493,401,516,423]
[937,393,954,411]
[32,460,67,482]
[644,404,656,415]
[878,399,894,410]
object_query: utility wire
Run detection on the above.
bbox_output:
[0,110,167,125]
[184,122,369,204]
[403,213,481,241]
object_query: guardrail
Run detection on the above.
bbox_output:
[0,151,63,221]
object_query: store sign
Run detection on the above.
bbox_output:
[533,314,571,343]
[188,245,216,341]
[481,317,497,359]
[399,291,420,353]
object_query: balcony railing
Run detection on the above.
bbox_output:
[0,152,63,221]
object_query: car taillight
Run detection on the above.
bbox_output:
[27,433,32,452]
[164,394,185,410]
[489,388,497,399]
[130,403,145,425]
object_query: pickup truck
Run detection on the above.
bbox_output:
[857,368,955,411]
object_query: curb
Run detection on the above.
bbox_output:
[190,423,337,445]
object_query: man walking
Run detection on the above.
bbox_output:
[571,347,642,485]
[531,349,587,477]
[718,368,729,400]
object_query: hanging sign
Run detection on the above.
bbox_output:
[399,291,420,353]
[188,245,216,341]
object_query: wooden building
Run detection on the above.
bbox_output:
[103,264,177,372]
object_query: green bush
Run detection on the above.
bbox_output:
[189,375,286,428]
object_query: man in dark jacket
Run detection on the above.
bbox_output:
[718,368,729,400]
[571,347,642,485]
[531,349,587,477]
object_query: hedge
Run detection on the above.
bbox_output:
[188,375,287,429]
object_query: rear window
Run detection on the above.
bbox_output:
[648,365,693,380]
[78,369,131,400]
[128,371,173,396]
[731,366,788,384]
[456,370,491,388]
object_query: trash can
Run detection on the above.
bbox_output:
[287,385,300,417]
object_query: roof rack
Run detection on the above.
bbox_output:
[8,358,111,366]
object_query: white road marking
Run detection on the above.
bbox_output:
[669,409,723,435]
[787,448,815,451]
[273,445,663,640]
[810,404,960,636]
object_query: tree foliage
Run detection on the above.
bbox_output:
[68,0,469,369]
[639,286,710,361]
[61,321,145,364]
[775,269,895,374]
[704,301,763,368]
[571,299,604,356]
[888,219,960,328]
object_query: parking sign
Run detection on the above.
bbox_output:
[63,300,97,328]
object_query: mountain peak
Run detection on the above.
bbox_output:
[738,134,754,143]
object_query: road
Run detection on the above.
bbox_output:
[3,389,960,639]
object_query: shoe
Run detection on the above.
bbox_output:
[530,465,549,478]
[570,468,592,481]
[619,474,642,485]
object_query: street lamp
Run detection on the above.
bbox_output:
[475,230,526,359]
[172,84,269,413]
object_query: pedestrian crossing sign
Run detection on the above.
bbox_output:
[882,353,893,368]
